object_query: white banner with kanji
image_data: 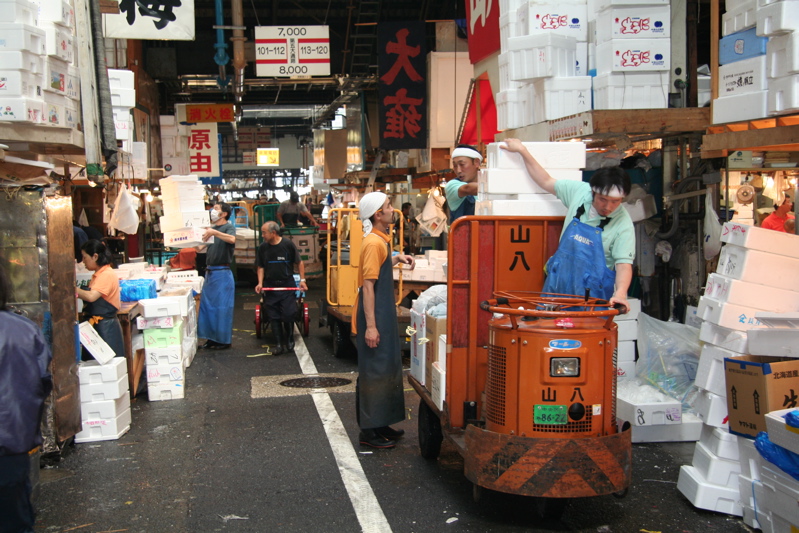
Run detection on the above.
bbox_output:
[187,123,219,178]
[103,0,195,40]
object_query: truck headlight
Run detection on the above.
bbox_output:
[550,357,580,377]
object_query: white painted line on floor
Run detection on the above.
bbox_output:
[292,328,392,533]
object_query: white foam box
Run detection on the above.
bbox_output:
[74,408,131,443]
[617,393,681,426]
[79,374,128,402]
[499,11,521,52]
[107,68,135,90]
[136,315,180,330]
[80,394,130,421]
[767,32,799,79]
[757,0,799,37]
[162,195,206,215]
[114,118,132,141]
[0,0,39,24]
[616,319,637,341]
[0,95,43,122]
[487,141,586,170]
[476,197,568,217]
[771,512,798,533]
[430,361,445,411]
[617,340,636,362]
[505,33,577,81]
[760,463,799,526]
[409,309,426,386]
[0,67,43,100]
[531,76,592,121]
[614,297,641,321]
[705,273,799,313]
[677,465,743,516]
[631,411,702,443]
[517,2,588,41]
[717,244,799,290]
[718,55,767,97]
[158,287,194,316]
[148,381,185,401]
[78,358,127,384]
[139,296,182,318]
[0,51,43,77]
[496,52,526,92]
[697,296,764,331]
[495,89,527,130]
[182,334,197,367]
[595,0,669,9]
[595,5,670,43]
[159,210,211,233]
[691,389,729,428]
[739,473,760,508]
[593,71,668,109]
[575,42,588,76]
[163,227,208,249]
[768,73,799,115]
[695,343,746,397]
[748,328,799,358]
[437,334,448,371]
[722,1,758,37]
[42,23,72,62]
[692,441,741,486]
[38,0,74,27]
[616,360,636,381]
[700,321,749,353]
[479,168,582,196]
[43,57,69,94]
[0,23,46,55]
[146,363,185,385]
[765,409,799,455]
[622,195,658,222]
[721,221,799,260]
[145,345,182,365]
[712,90,769,124]
[595,38,670,73]
[110,87,136,108]
[737,435,763,479]
[700,424,740,461]
[142,318,184,349]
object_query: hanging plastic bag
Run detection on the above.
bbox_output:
[78,208,89,227]
[416,187,447,237]
[703,193,723,260]
[109,184,140,235]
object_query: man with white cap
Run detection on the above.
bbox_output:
[501,139,635,312]
[444,144,482,222]
[352,192,415,449]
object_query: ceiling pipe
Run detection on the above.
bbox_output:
[230,0,247,111]
[213,0,230,87]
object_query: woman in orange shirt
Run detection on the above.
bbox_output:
[76,240,124,360]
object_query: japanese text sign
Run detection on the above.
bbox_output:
[466,0,500,64]
[378,21,427,150]
[103,0,195,40]
[256,148,280,166]
[187,122,220,178]
[185,104,235,123]
[254,26,331,77]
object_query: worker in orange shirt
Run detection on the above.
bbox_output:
[761,193,795,233]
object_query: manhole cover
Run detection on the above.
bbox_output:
[280,377,352,388]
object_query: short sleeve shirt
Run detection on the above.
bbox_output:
[206,222,236,265]
[553,180,635,269]
[352,230,391,334]
[445,179,476,212]
[277,201,309,217]
[761,212,794,232]
[90,264,121,310]
[257,238,300,284]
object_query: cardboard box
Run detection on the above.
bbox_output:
[724,355,799,438]
[425,314,447,385]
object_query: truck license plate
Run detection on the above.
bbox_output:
[534,404,567,425]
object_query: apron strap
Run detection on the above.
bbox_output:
[575,204,611,230]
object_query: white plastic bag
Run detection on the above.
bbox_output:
[416,188,447,237]
[109,185,140,235]
[702,193,722,260]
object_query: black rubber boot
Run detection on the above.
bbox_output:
[284,321,295,351]
[271,320,285,355]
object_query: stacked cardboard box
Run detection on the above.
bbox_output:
[75,358,131,443]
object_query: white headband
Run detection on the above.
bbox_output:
[359,192,387,236]
[452,147,483,162]
[592,185,626,199]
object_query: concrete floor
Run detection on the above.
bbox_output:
[35,280,753,533]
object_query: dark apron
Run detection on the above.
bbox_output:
[197,266,234,344]
[449,195,475,222]
[82,297,125,361]
[282,212,300,225]
[355,238,404,430]
[542,205,617,301]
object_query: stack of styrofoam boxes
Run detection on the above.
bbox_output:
[108,68,136,146]
[761,0,799,115]
[425,250,447,283]
[160,115,191,176]
[75,358,132,443]
[37,0,75,128]
[409,304,427,386]
[234,227,257,266]
[615,297,641,382]
[0,0,46,123]
[129,264,168,292]
[160,175,209,248]
[139,296,187,401]
[158,286,198,367]
[163,269,204,295]
[475,141,581,216]
[592,0,671,110]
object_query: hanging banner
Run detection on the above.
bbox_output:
[187,122,220,178]
[378,21,427,150]
[103,0,195,40]
[185,104,235,123]
[466,0,501,64]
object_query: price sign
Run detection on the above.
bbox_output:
[534,404,568,425]
[255,25,330,77]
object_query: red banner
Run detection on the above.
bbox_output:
[466,0,501,64]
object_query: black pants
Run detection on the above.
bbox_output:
[263,290,297,323]
[0,453,34,533]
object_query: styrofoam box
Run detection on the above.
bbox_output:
[430,362,445,411]
[617,395,681,426]
[143,319,184,349]
[760,464,799,526]
[146,363,185,384]
[616,360,636,381]
[78,358,127,384]
[1,0,39,24]
[575,42,588,76]
[757,0,799,37]
[163,227,208,249]
[38,0,74,27]
[751,482,776,532]
[66,66,79,99]
[677,465,743,516]
[145,345,182,366]
[771,512,798,533]
[162,196,206,215]
[42,90,65,127]
[148,381,185,401]
[80,394,130,421]
[700,321,749,353]
[139,297,182,318]
[0,69,42,99]
[74,408,131,443]
[497,53,526,92]
[722,221,799,259]
[182,334,197,366]
[159,210,210,233]
[43,23,72,62]
[44,56,68,94]
[720,27,768,65]
[768,73,799,115]
[0,95,43,123]
[0,51,43,76]
[531,76,592,122]
[700,425,740,461]
[744,505,773,533]
[595,6,671,43]
[622,195,658,222]
[692,441,741,486]
[496,89,527,130]
[722,1,758,37]
[115,118,132,141]
[136,315,180,330]
[718,244,799,290]
[517,2,588,41]
[506,34,577,81]
[596,0,669,10]
[695,343,745,397]
[718,55,767,97]
[737,435,763,479]
[617,340,636,362]
[499,12,521,52]
[691,389,729,428]
[110,87,136,108]
[696,296,763,331]
[487,141,586,170]
[631,412,702,443]
[767,32,799,78]
[410,308,426,385]
[739,474,760,508]
[616,319,637,341]
[765,409,799,455]
[79,374,128,403]
[592,71,669,109]
[705,273,799,312]
[477,198,568,217]
[108,68,134,90]
[615,297,641,321]
[160,181,205,196]
[595,39,670,74]
[0,23,46,55]
[747,328,799,358]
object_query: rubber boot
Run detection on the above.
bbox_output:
[284,321,295,351]
[271,320,285,355]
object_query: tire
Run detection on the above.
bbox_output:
[418,399,443,460]
[254,306,262,339]
[534,497,567,520]
[332,319,353,358]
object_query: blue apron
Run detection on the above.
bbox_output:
[197,266,235,344]
[542,205,617,301]
[449,195,475,222]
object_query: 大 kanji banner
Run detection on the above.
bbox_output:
[187,122,220,178]
[103,0,195,40]
[378,21,427,150]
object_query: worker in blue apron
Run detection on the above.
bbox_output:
[500,139,635,312]
[445,144,481,222]
[198,203,237,350]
